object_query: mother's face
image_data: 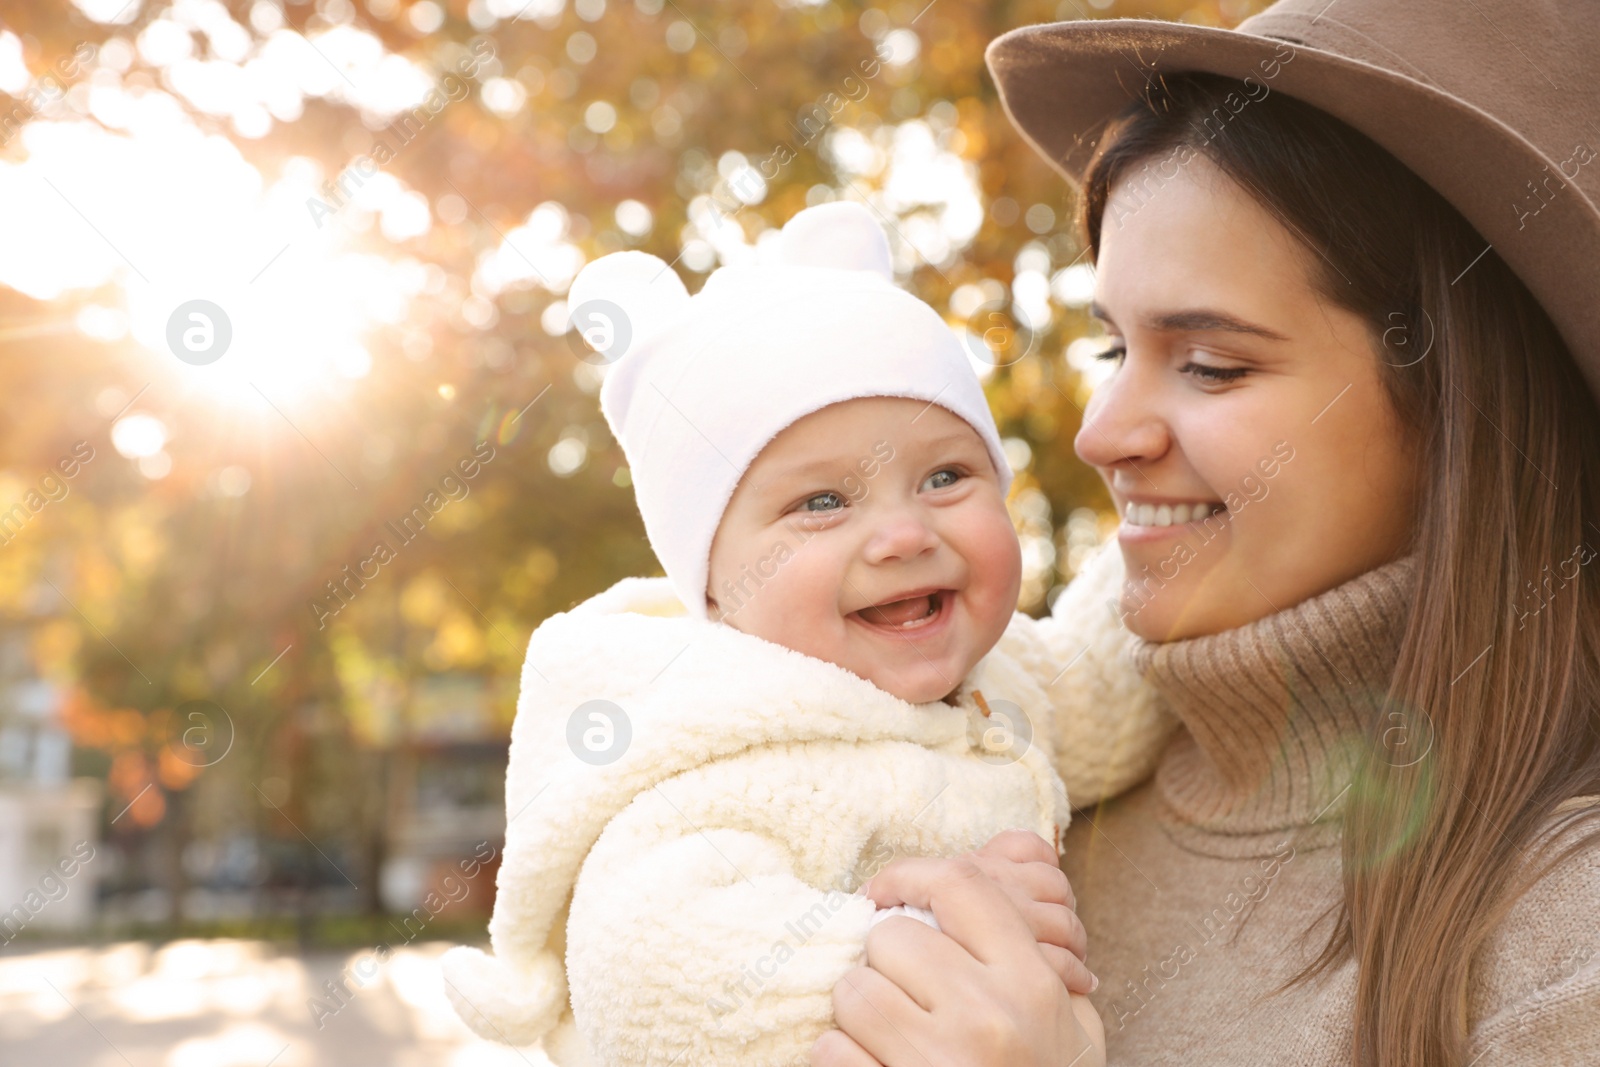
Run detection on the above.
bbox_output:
[1075,153,1419,641]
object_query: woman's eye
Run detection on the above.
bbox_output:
[1180,359,1250,384]
[1095,342,1127,364]
[799,491,846,512]
[923,468,962,491]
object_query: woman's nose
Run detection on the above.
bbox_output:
[1073,368,1170,470]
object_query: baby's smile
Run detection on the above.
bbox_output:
[849,587,953,632]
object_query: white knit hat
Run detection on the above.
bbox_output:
[566,201,1013,619]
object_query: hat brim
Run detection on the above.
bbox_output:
[984,19,1600,400]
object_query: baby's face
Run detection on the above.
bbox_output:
[706,396,1021,705]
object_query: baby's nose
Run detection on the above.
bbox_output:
[862,513,939,563]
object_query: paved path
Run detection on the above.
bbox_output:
[0,940,555,1066]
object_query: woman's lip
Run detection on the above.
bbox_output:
[1118,499,1226,523]
[1118,508,1232,543]
[848,590,955,640]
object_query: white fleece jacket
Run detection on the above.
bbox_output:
[441,545,1174,1065]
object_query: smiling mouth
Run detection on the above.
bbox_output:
[1122,501,1227,528]
[852,590,949,630]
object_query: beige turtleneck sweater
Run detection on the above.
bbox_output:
[1061,556,1600,1065]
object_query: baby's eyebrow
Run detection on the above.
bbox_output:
[762,432,978,486]
[762,457,849,485]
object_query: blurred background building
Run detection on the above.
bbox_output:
[0,619,102,937]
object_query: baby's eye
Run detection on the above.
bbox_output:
[799,491,847,513]
[922,468,962,491]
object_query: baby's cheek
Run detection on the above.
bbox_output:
[972,509,1024,603]
[957,577,1020,662]
[962,528,1023,659]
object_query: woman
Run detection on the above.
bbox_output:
[812,0,1600,1064]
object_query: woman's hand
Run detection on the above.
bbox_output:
[944,829,1096,994]
[813,854,1106,1067]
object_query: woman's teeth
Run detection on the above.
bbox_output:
[1123,501,1225,527]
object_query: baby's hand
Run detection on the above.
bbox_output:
[860,829,1096,994]
[964,829,1096,995]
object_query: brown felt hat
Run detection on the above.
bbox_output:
[985,0,1600,401]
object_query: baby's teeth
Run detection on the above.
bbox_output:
[1154,504,1173,527]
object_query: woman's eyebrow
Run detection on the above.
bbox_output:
[1089,300,1291,342]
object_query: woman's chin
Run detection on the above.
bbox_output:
[1117,576,1232,642]
[1115,544,1258,642]
[1120,599,1184,642]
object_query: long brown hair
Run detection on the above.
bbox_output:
[1076,72,1600,1066]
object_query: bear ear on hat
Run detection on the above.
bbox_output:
[774,201,893,280]
[566,250,691,361]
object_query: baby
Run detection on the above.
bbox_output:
[441,202,1173,1065]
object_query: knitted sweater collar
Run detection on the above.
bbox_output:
[1126,555,1417,856]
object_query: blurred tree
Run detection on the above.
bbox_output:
[0,0,1270,921]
